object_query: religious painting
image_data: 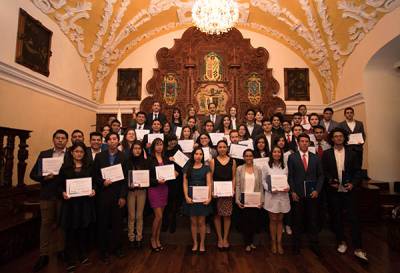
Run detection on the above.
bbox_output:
[117,68,142,100]
[247,72,262,105]
[162,73,178,105]
[202,52,223,81]
[284,68,310,101]
[15,9,53,77]
[195,83,228,114]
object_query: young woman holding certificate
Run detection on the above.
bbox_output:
[127,141,149,248]
[119,128,137,157]
[182,147,212,253]
[235,149,264,252]
[210,140,237,250]
[263,146,290,254]
[148,138,176,252]
[59,142,96,272]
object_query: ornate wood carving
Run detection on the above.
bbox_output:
[140,27,285,119]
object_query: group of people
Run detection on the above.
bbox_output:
[30,101,368,273]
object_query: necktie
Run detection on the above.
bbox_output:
[155,114,158,120]
[287,134,291,142]
[302,154,308,171]
[317,143,323,158]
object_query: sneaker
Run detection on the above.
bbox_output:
[245,245,251,252]
[354,249,368,261]
[337,242,348,254]
[285,225,292,235]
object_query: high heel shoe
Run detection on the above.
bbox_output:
[277,243,284,255]
[271,241,277,254]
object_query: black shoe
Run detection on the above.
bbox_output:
[115,249,125,258]
[66,263,76,273]
[310,244,322,257]
[33,255,49,272]
[129,240,137,249]
[100,253,110,264]
[136,240,143,249]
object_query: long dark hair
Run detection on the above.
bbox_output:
[238,124,250,140]
[150,138,165,158]
[185,147,205,180]
[196,132,212,147]
[66,142,88,168]
[254,135,269,157]
[171,107,182,125]
[273,135,289,153]
[218,115,232,132]
[129,140,146,169]
[268,146,285,169]
[121,128,136,152]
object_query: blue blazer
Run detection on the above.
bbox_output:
[288,151,324,197]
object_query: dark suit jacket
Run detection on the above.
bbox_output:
[30,148,67,200]
[131,122,150,130]
[203,114,222,131]
[288,151,324,197]
[322,147,361,190]
[319,119,339,133]
[92,150,129,200]
[248,124,263,140]
[146,112,167,126]
[338,120,365,151]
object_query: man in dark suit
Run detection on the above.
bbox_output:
[30,129,69,272]
[228,105,239,130]
[71,129,84,145]
[244,109,263,140]
[319,107,339,134]
[92,132,129,263]
[146,101,167,126]
[338,107,366,169]
[130,111,149,130]
[260,119,274,151]
[288,133,324,256]
[203,102,222,130]
[288,124,303,152]
[322,127,368,261]
[87,131,102,163]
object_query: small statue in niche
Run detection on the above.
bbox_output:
[162,73,178,105]
[203,52,223,81]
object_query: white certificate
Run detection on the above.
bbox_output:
[270,174,289,191]
[308,134,316,144]
[239,139,254,150]
[66,177,92,198]
[178,140,194,153]
[175,126,182,138]
[192,186,209,203]
[308,146,316,154]
[229,144,248,159]
[173,150,189,168]
[202,147,211,162]
[147,133,164,144]
[348,133,364,145]
[101,164,124,182]
[209,133,225,145]
[129,170,149,188]
[302,123,312,130]
[253,157,269,168]
[155,164,176,181]
[42,157,64,176]
[135,129,150,141]
[244,192,261,207]
[213,181,233,197]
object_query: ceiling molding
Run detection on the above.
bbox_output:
[329,92,364,111]
[30,0,400,103]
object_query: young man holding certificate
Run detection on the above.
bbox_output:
[59,142,96,272]
[30,129,69,272]
[288,133,324,256]
[92,132,129,263]
[322,128,368,261]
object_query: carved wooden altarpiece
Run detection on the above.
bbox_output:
[140,27,285,119]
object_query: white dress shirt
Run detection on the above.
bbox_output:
[231,118,237,130]
[346,120,356,132]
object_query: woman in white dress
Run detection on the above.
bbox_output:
[263,146,290,254]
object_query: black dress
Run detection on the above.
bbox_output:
[59,164,96,230]
[213,157,234,216]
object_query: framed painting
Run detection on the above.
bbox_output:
[117,68,142,100]
[15,9,53,77]
[284,68,310,101]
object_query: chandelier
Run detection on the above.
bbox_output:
[192,0,239,35]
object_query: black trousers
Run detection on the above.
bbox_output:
[328,190,362,248]
[97,192,123,254]
[240,208,259,245]
[65,227,88,264]
[162,181,182,230]
[292,197,319,247]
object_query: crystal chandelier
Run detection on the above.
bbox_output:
[192,0,239,35]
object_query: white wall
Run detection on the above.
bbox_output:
[363,36,400,182]
[104,28,323,109]
[0,0,92,99]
